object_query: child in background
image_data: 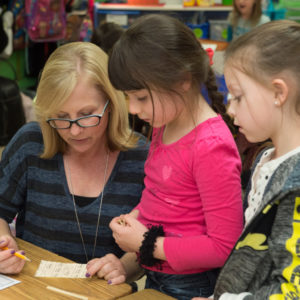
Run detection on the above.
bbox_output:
[193,20,300,300]
[91,21,124,55]
[227,0,270,41]
[101,14,243,300]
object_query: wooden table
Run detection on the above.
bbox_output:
[0,238,132,300]
[118,289,176,300]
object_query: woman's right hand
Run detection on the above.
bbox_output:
[0,235,26,274]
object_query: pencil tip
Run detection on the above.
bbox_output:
[26,257,31,262]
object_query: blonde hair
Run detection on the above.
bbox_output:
[229,0,263,28]
[35,42,138,159]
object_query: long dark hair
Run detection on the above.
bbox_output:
[108,14,231,130]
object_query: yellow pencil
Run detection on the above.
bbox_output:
[1,246,31,262]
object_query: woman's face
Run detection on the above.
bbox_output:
[51,77,109,155]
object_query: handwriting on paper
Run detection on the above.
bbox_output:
[35,260,87,278]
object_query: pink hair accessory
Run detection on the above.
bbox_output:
[205,48,214,65]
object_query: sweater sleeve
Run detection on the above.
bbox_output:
[164,137,243,272]
[0,123,40,223]
[217,192,300,300]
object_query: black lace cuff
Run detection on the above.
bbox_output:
[139,225,165,269]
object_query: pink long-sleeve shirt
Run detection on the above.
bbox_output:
[136,115,243,274]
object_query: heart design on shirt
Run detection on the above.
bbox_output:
[165,197,180,206]
[162,165,172,180]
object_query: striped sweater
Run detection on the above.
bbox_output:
[0,122,148,263]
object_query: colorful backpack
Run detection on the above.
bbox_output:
[25,0,66,42]
[64,11,92,43]
[64,0,92,43]
[8,0,26,50]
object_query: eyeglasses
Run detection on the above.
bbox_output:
[47,100,109,129]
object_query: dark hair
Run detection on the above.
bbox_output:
[108,14,230,128]
[225,20,300,114]
[91,21,124,54]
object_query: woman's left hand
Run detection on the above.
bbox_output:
[86,254,126,284]
[110,215,148,252]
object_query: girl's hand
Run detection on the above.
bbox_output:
[0,235,26,274]
[128,209,139,219]
[86,254,126,285]
[110,215,148,253]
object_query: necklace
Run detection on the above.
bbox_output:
[65,152,109,263]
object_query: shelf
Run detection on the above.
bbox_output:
[95,3,233,11]
[94,3,232,32]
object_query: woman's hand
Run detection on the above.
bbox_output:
[86,254,126,284]
[0,235,26,274]
[110,214,148,253]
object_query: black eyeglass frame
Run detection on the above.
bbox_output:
[46,100,109,129]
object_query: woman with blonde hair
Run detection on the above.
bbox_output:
[0,42,148,281]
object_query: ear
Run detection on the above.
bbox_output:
[177,73,192,93]
[272,78,289,106]
[181,79,192,92]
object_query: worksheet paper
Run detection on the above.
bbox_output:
[34,260,87,278]
[0,274,20,290]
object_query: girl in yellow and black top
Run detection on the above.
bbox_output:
[193,20,300,300]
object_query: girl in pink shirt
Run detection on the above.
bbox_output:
[89,14,243,299]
